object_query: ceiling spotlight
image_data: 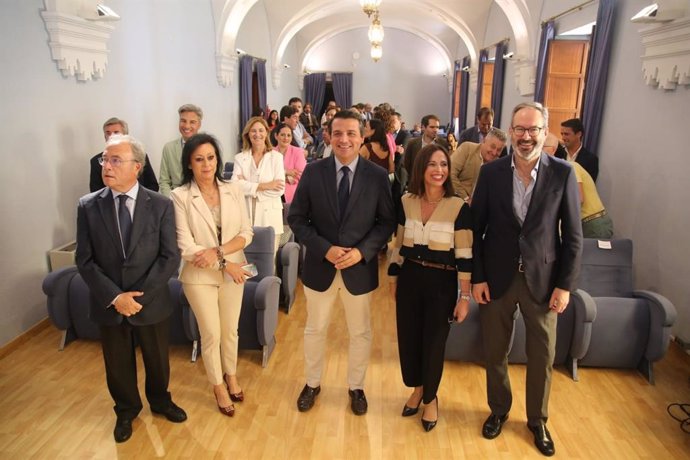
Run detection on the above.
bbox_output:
[360,0,382,18]
[368,13,384,45]
[370,44,382,62]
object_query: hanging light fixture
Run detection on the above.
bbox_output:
[368,13,384,45]
[360,0,382,18]
[370,44,382,62]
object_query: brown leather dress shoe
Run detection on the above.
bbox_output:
[297,384,321,412]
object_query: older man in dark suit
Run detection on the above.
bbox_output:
[288,110,396,416]
[458,106,494,145]
[471,102,582,457]
[76,135,186,443]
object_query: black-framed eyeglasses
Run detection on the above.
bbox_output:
[98,157,137,167]
[512,126,544,136]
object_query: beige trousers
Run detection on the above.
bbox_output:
[303,271,372,390]
[183,281,244,385]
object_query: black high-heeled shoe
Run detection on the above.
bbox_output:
[421,397,438,432]
[401,400,421,417]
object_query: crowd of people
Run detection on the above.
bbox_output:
[79,97,612,456]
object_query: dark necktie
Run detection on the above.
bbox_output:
[118,194,132,254]
[338,166,350,220]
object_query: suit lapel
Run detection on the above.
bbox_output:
[96,188,123,257]
[342,158,367,221]
[523,153,551,228]
[496,158,522,230]
[320,156,340,222]
[190,181,218,243]
[127,187,152,258]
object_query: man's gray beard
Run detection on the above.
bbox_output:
[513,144,542,162]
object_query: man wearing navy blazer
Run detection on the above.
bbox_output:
[76,135,186,443]
[471,103,582,457]
[560,118,599,181]
[458,106,494,145]
[288,110,396,416]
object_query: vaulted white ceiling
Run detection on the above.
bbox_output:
[212,0,536,88]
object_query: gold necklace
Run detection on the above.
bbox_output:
[423,196,442,205]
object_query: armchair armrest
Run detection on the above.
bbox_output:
[42,266,80,330]
[633,290,677,362]
[569,289,597,360]
[253,276,280,346]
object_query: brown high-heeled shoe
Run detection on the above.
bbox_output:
[225,380,245,402]
[218,403,235,417]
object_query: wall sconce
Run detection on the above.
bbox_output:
[368,13,384,45]
[371,44,382,62]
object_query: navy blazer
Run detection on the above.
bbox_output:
[575,147,599,182]
[76,186,181,326]
[288,155,396,295]
[458,126,481,145]
[471,153,583,304]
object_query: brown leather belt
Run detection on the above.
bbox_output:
[582,209,607,223]
[407,258,456,271]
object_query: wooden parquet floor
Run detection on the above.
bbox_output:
[1,261,690,459]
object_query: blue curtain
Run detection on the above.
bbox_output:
[474,49,488,118]
[459,56,471,132]
[581,0,616,153]
[255,59,267,115]
[304,73,326,119]
[332,73,352,110]
[535,21,555,104]
[491,40,508,129]
[239,55,253,132]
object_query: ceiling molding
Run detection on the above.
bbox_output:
[639,17,690,90]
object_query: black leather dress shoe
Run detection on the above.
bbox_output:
[528,423,555,456]
[297,384,321,412]
[114,418,133,443]
[482,413,508,439]
[348,389,368,416]
[151,402,187,423]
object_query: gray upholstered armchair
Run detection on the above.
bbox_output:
[182,226,281,367]
[570,238,677,384]
[42,266,191,349]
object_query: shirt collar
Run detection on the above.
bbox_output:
[334,154,359,173]
[111,181,140,201]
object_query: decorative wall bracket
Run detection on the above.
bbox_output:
[512,58,535,96]
[639,17,690,90]
[216,53,238,87]
[272,66,283,89]
[40,10,116,81]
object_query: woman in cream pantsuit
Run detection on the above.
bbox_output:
[231,116,285,256]
[171,133,253,417]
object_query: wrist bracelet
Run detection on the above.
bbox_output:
[459,294,471,301]
[218,259,227,271]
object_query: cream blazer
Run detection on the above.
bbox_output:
[231,150,284,235]
[171,180,253,285]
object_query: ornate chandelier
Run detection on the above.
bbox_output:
[370,43,382,62]
[360,0,382,18]
[368,13,384,45]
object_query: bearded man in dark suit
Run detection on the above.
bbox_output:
[471,102,582,457]
[76,135,186,443]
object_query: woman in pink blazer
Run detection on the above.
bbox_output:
[274,122,307,204]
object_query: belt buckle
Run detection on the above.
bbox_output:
[518,262,525,273]
[421,260,428,267]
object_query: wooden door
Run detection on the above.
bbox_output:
[481,63,494,109]
[543,40,589,134]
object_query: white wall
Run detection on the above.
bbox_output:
[597,1,690,341]
[305,28,452,127]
